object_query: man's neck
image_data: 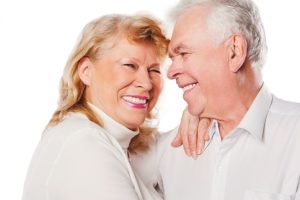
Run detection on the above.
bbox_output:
[216,67,263,140]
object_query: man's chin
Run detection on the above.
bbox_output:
[187,105,204,117]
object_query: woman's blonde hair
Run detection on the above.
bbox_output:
[48,14,169,153]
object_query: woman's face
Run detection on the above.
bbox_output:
[81,39,163,130]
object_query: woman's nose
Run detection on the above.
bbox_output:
[135,69,152,91]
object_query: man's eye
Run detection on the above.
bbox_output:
[180,52,188,57]
[123,63,136,68]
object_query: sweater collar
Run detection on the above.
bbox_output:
[88,103,139,150]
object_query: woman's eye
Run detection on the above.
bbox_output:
[149,68,161,74]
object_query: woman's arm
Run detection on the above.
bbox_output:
[172,108,211,158]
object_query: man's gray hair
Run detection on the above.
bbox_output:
[171,0,267,69]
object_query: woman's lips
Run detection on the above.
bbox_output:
[122,95,149,109]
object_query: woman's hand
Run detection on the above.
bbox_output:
[172,108,211,159]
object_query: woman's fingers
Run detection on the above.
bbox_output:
[196,118,211,155]
[176,108,192,156]
[187,116,199,159]
[181,118,191,157]
[174,108,212,158]
[171,129,183,147]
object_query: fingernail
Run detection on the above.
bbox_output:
[201,145,205,153]
[192,151,198,160]
[196,147,201,155]
[187,151,191,157]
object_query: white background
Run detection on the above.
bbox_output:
[0,0,299,199]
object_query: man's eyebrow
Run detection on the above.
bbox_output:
[168,43,189,58]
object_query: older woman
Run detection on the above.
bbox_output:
[22,14,207,200]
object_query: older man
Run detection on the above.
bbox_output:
[131,0,300,199]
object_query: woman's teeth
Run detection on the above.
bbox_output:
[122,96,147,104]
[183,83,196,92]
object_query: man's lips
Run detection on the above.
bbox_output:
[178,82,198,92]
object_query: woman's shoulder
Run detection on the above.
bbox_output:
[49,112,99,129]
[44,112,103,138]
[31,112,122,176]
[40,112,113,153]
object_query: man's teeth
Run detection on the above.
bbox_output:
[123,96,147,104]
[182,83,196,92]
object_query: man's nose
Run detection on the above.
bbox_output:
[167,59,182,80]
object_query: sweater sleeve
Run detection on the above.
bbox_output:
[295,180,300,200]
[46,128,140,200]
[129,128,179,197]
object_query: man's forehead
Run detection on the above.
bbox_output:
[169,24,196,54]
[169,10,211,55]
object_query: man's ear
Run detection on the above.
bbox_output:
[77,57,93,86]
[226,34,247,73]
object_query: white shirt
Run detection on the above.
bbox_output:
[131,85,300,200]
[22,103,162,200]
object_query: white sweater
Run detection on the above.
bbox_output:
[22,104,162,200]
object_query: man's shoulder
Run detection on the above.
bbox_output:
[267,96,300,137]
[270,96,300,118]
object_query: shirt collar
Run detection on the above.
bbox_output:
[203,119,219,150]
[88,103,139,150]
[237,84,273,140]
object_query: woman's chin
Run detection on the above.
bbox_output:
[129,119,146,129]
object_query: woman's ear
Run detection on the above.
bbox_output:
[77,57,93,86]
[226,34,247,73]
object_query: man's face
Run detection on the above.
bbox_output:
[168,6,233,117]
